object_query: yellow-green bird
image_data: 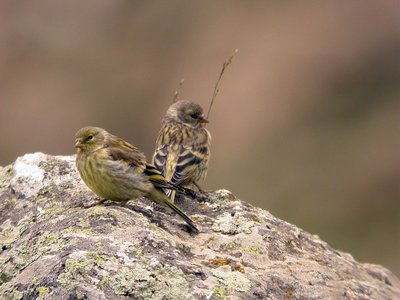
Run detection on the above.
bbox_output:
[75,126,198,232]
[153,100,211,202]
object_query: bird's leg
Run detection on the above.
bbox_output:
[84,198,108,208]
[181,187,198,199]
[168,183,197,199]
[194,182,206,193]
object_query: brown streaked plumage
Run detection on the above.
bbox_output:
[153,100,211,201]
[75,126,198,232]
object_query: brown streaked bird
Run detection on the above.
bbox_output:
[75,126,198,232]
[153,100,211,202]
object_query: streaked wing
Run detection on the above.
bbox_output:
[107,138,147,172]
[170,145,205,186]
[153,144,168,176]
[143,163,171,190]
[153,122,210,187]
[106,139,172,192]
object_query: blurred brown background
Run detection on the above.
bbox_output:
[1,1,399,275]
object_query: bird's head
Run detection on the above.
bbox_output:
[164,100,209,127]
[75,126,108,153]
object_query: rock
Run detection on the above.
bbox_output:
[0,152,399,300]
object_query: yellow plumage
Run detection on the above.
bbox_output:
[75,126,198,232]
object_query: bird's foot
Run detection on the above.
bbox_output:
[83,198,108,208]
[180,186,198,199]
[194,182,211,194]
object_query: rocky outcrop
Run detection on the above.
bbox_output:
[0,153,399,299]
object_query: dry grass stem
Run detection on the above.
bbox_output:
[206,49,239,119]
[173,78,185,103]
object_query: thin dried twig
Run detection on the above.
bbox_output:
[173,78,185,103]
[206,49,239,119]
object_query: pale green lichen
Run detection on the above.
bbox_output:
[134,247,143,257]
[36,286,49,298]
[0,283,23,300]
[65,206,124,235]
[38,186,53,197]
[13,232,64,273]
[244,246,262,255]
[86,205,123,220]
[214,285,228,300]
[147,223,167,237]
[226,241,240,250]
[4,197,16,206]
[95,242,105,251]
[0,167,10,190]
[44,233,57,244]
[66,258,88,274]
[79,217,90,228]
[108,263,191,299]
[211,267,252,294]
[100,276,110,290]
[85,252,106,267]
[63,225,93,235]
[0,223,21,249]
[45,206,64,217]
[76,228,93,235]
[58,257,90,291]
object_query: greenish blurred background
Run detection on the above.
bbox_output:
[1,1,399,275]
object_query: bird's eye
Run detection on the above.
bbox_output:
[190,114,198,119]
[86,135,94,141]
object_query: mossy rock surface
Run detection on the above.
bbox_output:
[1,153,399,299]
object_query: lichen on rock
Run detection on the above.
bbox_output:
[0,153,399,299]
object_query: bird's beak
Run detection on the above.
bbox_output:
[75,140,84,149]
[198,116,209,124]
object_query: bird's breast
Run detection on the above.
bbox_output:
[76,153,149,201]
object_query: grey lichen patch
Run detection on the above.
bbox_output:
[212,212,255,234]
[10,153,82,206]
[204,189,236,204]
[108,263,191,299]
[211,266,252,293]
[58,249,192,299]
[10,153,46,198]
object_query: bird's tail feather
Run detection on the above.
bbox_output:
[150,189,199,233]
[165,189,176,203]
